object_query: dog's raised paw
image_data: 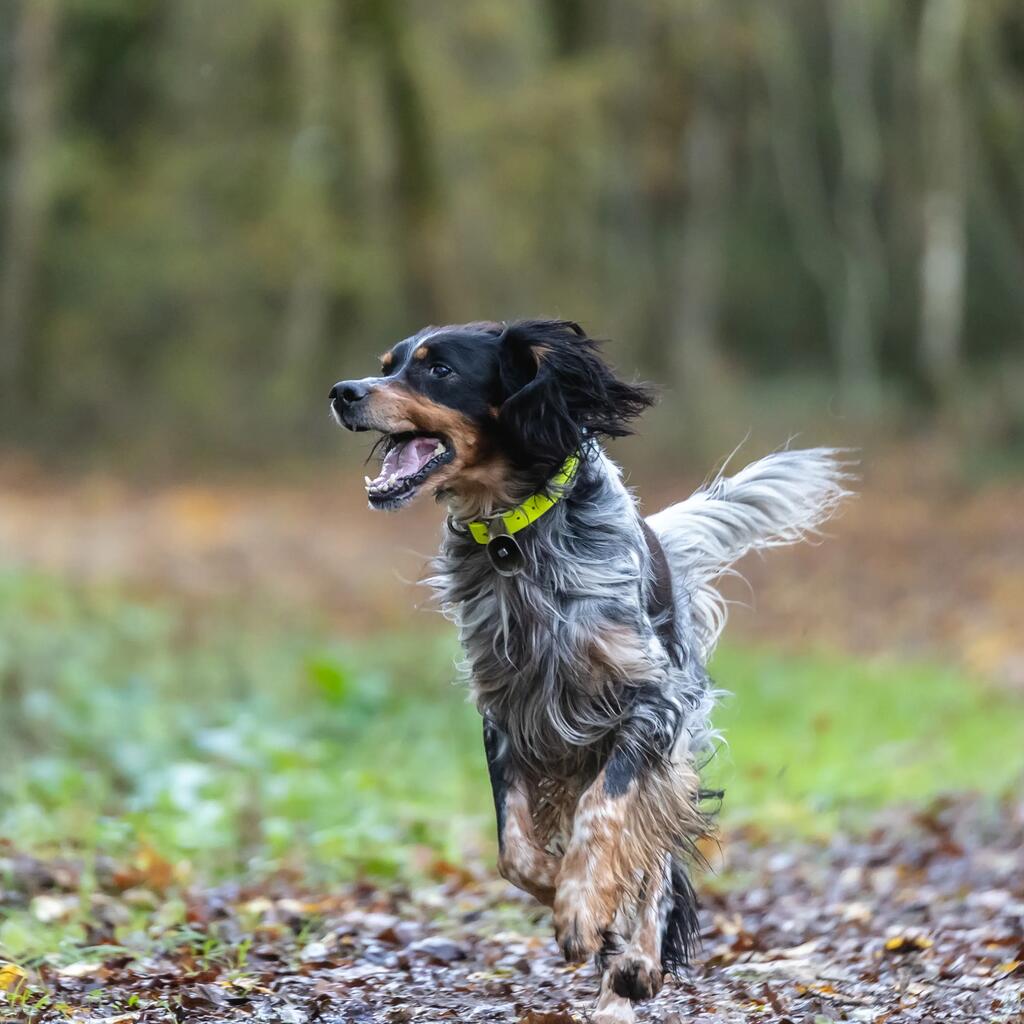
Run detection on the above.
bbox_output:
[609,953,664,1001]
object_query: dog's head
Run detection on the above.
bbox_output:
[330,319,655,513]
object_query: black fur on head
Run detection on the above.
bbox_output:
[497,319,657,478]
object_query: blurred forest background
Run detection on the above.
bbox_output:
[1,0,1024,465]
[1,5,1023,1008]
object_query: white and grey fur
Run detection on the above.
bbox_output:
[427,442,851,1011]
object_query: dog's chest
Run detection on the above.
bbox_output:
[447,561,647,769]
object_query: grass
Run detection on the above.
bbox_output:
[0,573,488,884]
[1,568,1021,888]
[709,647,1024,830]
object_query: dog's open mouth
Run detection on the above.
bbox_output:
[365,432,454,509]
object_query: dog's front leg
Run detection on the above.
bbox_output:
[552,754,634,961]
[602,853,670,1001]
[483,718,559,905]
[554,685,682,964]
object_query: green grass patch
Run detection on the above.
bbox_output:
[708,647,1024,831]
[1,569,1021,888]
[0,572,488,885]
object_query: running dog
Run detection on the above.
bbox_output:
[331,319,849,1022]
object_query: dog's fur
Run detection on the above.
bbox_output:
[331,319,850,1021]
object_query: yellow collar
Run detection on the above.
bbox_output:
[464,454,581,544]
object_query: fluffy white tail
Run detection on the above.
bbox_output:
[646,447,853,660]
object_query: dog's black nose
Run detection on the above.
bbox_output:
[330,380,370,405]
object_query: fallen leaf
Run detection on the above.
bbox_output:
[58,961,102,978]
[406,936,468,963]
[31,893,76,923]
[884,935,933,954]
[0,962,27,993]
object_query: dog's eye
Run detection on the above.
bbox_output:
[429,363,453,379]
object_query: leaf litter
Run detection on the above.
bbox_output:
[2,796,1022,1023]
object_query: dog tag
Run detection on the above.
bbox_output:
[486,533,525,576]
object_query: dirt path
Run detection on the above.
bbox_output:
[3,798,1022,1023]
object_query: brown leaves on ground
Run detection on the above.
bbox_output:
[2,796,1023,1023]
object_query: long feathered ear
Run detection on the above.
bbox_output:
[496,319,656,476]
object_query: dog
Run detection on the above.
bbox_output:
[331,319,849,1022]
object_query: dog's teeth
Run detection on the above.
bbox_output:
[434,442,445,457]
[364,476,373,487]
[389,473,398,485]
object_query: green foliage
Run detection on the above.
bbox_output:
[708,646,1024,831]
[0,572,489,880]
[1,571,1021,889]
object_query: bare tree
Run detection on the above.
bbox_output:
[762,1,886,413]
[828,0,886,412]
[280,0,336,384]
[359,0,451,325]
[917,0,968,400]
[668,0,734,440]
[0,0,57,400]
[601,0,734,449]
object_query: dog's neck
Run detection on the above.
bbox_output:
[440,457,572,525]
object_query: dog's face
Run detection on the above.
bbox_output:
[331,319,654,512]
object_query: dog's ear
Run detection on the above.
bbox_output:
[496,319,655,474]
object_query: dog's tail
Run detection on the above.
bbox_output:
[645,447,853,661]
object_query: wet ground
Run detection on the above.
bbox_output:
[4,797,1022,1023]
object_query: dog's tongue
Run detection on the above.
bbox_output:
[375,436,439,485]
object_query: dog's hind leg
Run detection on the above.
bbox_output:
[483,719,559,905]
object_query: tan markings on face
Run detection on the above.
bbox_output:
[363,384,515,513]
[441,449,518,521]
[414,345,430,360]
[363,384,466,436]
[380,351,394,371]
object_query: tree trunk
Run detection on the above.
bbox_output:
[621,2,734,451]
[0,0,57,402]
[361,0,449,325]
[828,0,885,412]
[668,83,731,443]
[917,0,967,402]
[764,3,886,414]
[280,0,335,384]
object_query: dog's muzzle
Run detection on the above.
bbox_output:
[330,379,376,431]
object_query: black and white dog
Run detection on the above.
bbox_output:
[331,319,849,1022]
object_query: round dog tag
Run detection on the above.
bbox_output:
[486,534,525,576]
